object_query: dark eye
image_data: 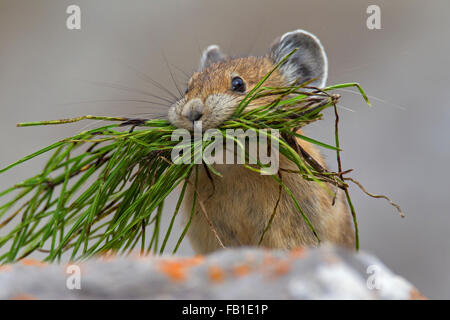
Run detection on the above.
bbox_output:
[185,86,189,94]
[231,76,246,93]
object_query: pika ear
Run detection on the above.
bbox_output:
[199,45,227,70]
[269,30,328,88]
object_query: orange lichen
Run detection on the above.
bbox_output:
[19,258,46,267]
[10,294,37,300]
[159,260,186,282]
[208,265,225,283]
[232,264,251,277]
[158,256,205,282]
[0,265,12,272]
[410,288,427,300]
[272,260,291,276]
[289,247,306,259]
[180,255,205,267]
[262,253,278,265]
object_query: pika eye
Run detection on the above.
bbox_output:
[231,76,246,93]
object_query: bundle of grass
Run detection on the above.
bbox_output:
[0,53,400,263]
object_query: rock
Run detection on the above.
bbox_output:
[0,245,425,299]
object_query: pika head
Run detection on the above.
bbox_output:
[168,29,328,131]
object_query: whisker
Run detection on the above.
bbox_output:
[335,88,406,111]
[115,59,181,100]
[335,104,356,113]
[162,52,183,98]
[169,63,191,80]
[77,79,175,104]
[126,112,168,119]
[57,99,171,109]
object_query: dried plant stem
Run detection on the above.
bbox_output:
[333,102,360,250]
[344,177,405,218]
[258,173,283,245]
[187,177,226,249]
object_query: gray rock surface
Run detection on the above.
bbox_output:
[0,245,424,300]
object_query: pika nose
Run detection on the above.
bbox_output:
[187,110,203,122]
[182,98,204,122]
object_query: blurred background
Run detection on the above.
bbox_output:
[0,0,449,298]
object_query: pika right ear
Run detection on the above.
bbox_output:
[269,30,328,88]
[199,45,227,70]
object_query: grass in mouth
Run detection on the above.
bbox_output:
[0,51,403,263]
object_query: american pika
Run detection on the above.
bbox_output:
[168,30,355,254]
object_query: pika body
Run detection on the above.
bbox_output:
[168,30,355,254]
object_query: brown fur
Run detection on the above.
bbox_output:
[169,56,355,254]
